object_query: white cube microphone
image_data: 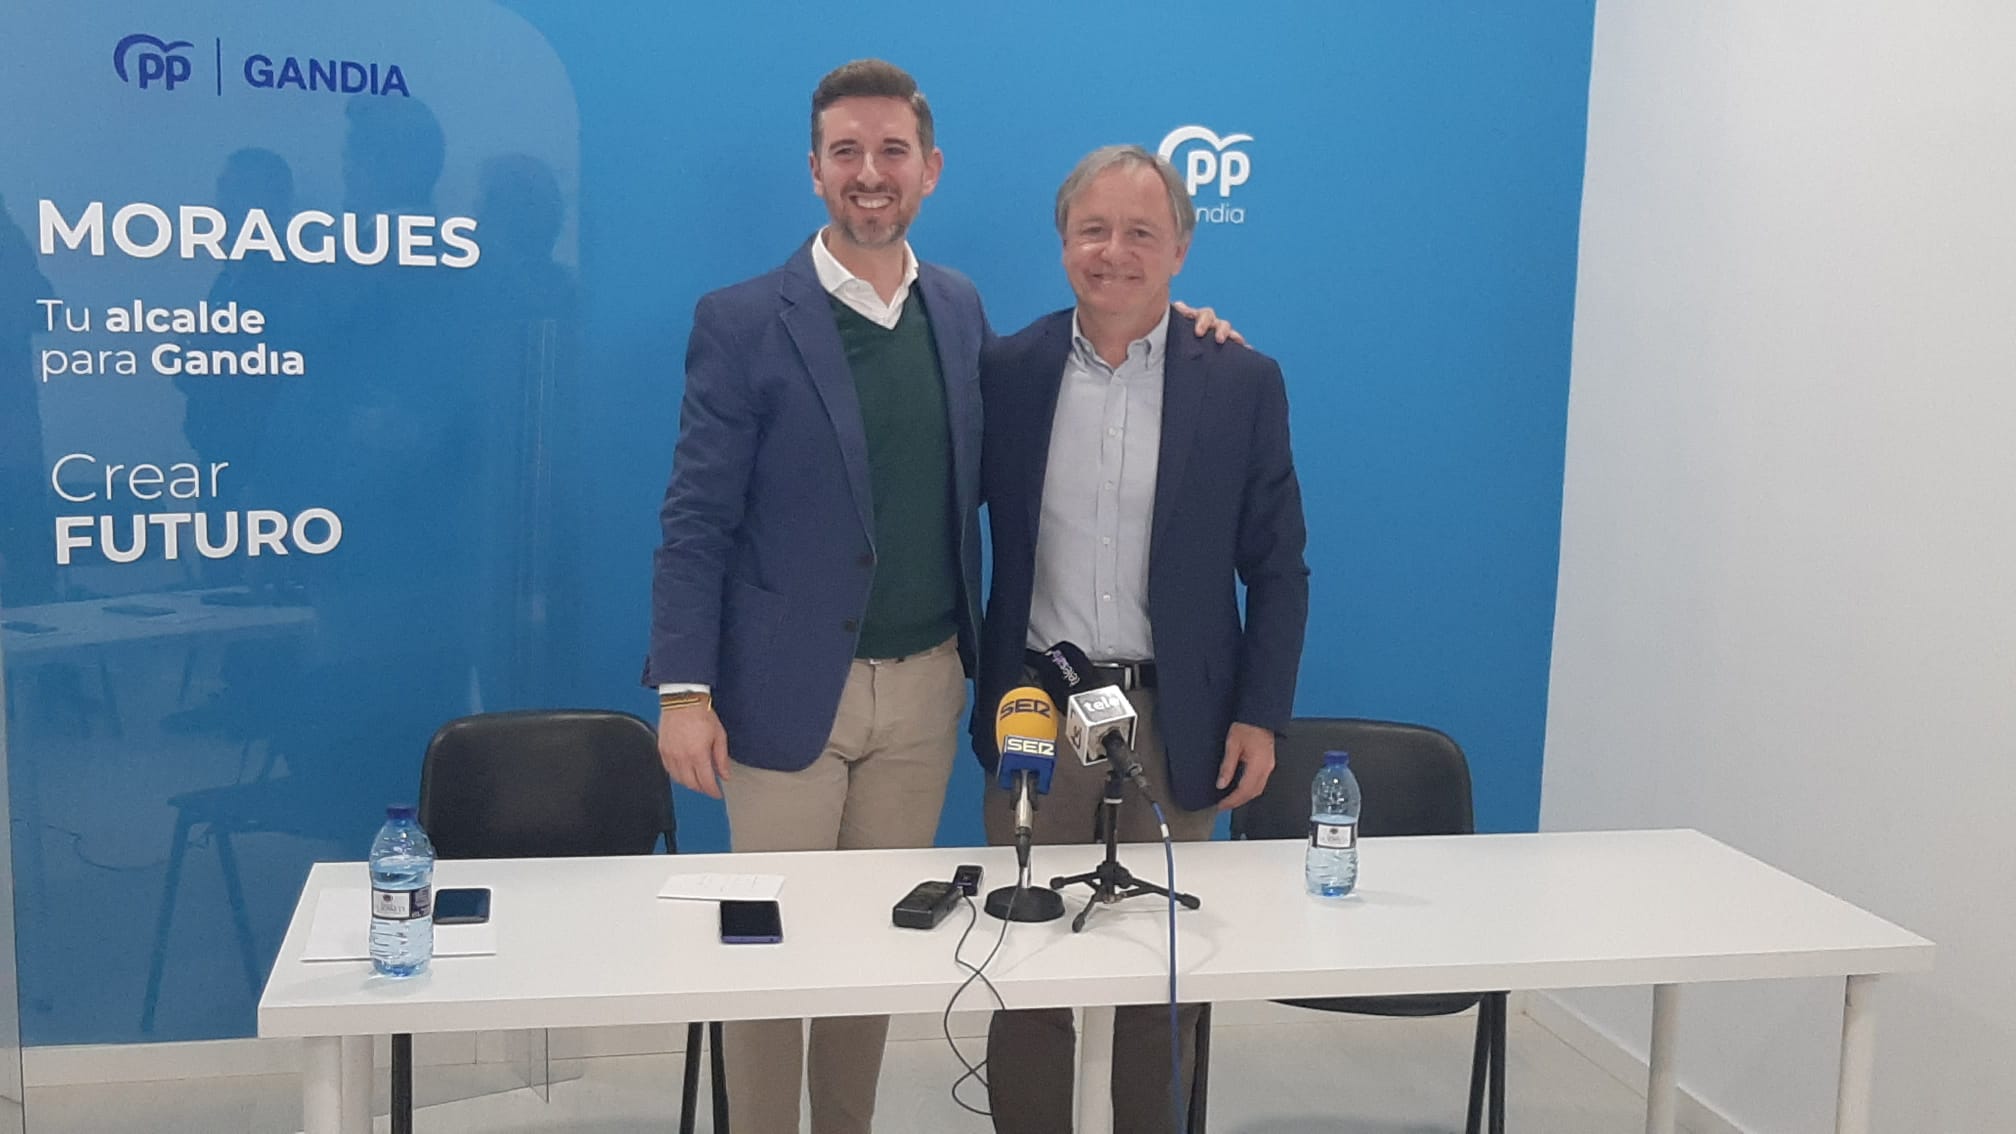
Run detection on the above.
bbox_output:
[1065,686,1137,767]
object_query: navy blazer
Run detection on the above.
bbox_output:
[647,241,987,773]
[974,309,1310,812]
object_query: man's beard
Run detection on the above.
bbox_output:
[834,209,909,249]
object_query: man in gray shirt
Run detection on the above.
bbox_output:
[973,145,1311,1133]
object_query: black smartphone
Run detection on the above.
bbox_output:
[719,899,783,944]
[952,863,984,897]
[435,887,491,925]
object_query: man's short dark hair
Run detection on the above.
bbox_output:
[810,59,934,154]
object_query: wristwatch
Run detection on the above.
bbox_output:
[659,690,713,711]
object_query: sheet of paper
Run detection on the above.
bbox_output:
[300,888,497,962]
[656,872,784,902]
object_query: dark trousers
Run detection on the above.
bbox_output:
[981,686,1218,1134]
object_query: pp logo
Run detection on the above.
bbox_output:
[1157,125,1252,225]
[114,34,194,91]
[1158,125,1253,198]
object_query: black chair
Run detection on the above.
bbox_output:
[142,736,362,1035]
[1197,717,1506,1134]
[389,709,728,1134]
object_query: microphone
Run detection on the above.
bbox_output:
[1065,683,1163,803]
[986,684,1068,924]
[994,686,1059,863]
[1027,639,1106,706]
[1037,642,1161,801]
[1064,684,1135,767]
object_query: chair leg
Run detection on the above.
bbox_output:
[96,654,123,736]
[1188,1003,1212,1133]
[1465,996,1492,1134]
[391,1033,413,1134]
[709,1021,729,1132]
[211,829,263,996]
[140,812,197,1033]
[679,1022,702,1134]
[1487,992,1508,1134]
[176,647,198,707]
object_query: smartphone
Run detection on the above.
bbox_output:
[719,899,783,944]
[435,887,491,925]
[952,863,984,897]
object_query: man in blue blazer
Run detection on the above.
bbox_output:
[646,61,984,1134]
[974,146,1311,1134]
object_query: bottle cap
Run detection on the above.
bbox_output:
[386,804,417,820]
[1323,750,1350,767]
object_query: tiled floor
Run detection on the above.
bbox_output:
[23,1008,1686,1133]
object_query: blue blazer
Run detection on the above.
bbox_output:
[974,309,1310,812]
[647,242,987,773]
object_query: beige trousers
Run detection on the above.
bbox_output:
[720,636,964,1134]
[980,686,1218,1134]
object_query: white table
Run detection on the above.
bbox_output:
[258,830,1931,1134]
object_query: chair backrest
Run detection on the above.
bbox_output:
[1233,717,1473,840]
[417,709,673,860]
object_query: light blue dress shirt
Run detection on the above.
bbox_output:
[1025,307,1170,661]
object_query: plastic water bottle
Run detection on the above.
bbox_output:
[1305,750,1360,898]
[369,805,434,977]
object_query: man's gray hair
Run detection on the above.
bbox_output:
[1053,145,1196,242]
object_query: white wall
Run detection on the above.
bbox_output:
[1542,3,2016,1132]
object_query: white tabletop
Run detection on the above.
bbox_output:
[257,829,1932,1040]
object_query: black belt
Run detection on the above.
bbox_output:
[1025,650,1157,691]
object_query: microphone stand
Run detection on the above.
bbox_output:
[985,773,1066,922]
[1049,758,1200,933]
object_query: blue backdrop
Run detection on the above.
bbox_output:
[0,1,1593,1045]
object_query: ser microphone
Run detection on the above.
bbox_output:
[994,686,1059,859]
[986,686,1067,923]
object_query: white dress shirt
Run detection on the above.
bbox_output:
[809,226,918,328]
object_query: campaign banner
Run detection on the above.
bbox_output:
[1,1,1593,1046]
[0,0,579,1043]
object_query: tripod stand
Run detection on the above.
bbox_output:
[1049,760,1200,932]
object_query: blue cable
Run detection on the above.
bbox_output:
[1151,799,1181,1132]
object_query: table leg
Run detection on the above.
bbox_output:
[340,1035,372,1134]
[1645,983,1680,1134]
[302,1036,342,1134]
[1836,975,1878,1134]
[1076,1006,1116,1134]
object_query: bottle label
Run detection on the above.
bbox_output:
[1310,821,1357,850]
[373,886,433,921]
